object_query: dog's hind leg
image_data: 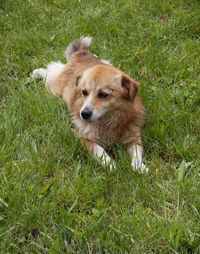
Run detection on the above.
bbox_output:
[31,61,64,80]
[31,61,65,96]
[31,68,47,80]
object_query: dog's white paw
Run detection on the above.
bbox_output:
[31,68,47,79]
[131,162,149,174]
[109,161,117,171]
[102,156,116,171]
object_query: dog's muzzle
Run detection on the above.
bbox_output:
[80,107,93,121]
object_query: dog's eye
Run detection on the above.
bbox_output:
[82,90,88,96]
[98,92,109,99]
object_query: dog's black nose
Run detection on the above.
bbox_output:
[81,108,92,120]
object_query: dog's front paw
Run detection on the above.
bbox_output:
[131,162,149,174]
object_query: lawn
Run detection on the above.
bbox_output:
[0,0,200,253]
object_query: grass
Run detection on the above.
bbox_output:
[0,0,200,253]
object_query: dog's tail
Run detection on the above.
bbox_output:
[64,36,92,61]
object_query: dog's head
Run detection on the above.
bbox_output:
[77,65,139,122]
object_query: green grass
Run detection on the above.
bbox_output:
[0,0,200,253]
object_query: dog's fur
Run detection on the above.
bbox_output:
[31,37,148,172]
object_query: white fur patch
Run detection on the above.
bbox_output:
[73,118,92,136]
[101,59,112,65]
[46,61,64,73]
[31,62,64,81]
[80,83,94,114]
[80,82,102,122]
[31,68,47,80]
[93,145,116,170]
[128,144,149,173]
[81,93,93,110]
[81,36,92,48]
[45,61,65,91]
[72,118,99,141]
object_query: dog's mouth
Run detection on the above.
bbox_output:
[83,118,93,123]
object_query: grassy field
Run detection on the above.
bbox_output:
[0,0,200,253]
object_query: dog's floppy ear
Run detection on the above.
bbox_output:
[121,75,139,101]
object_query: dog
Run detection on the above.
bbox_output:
[31,37,148,173]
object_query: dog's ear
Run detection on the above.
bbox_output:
[121,75,139,101]
[76,75,82,86]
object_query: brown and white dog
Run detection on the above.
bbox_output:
[31,37,148,173]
